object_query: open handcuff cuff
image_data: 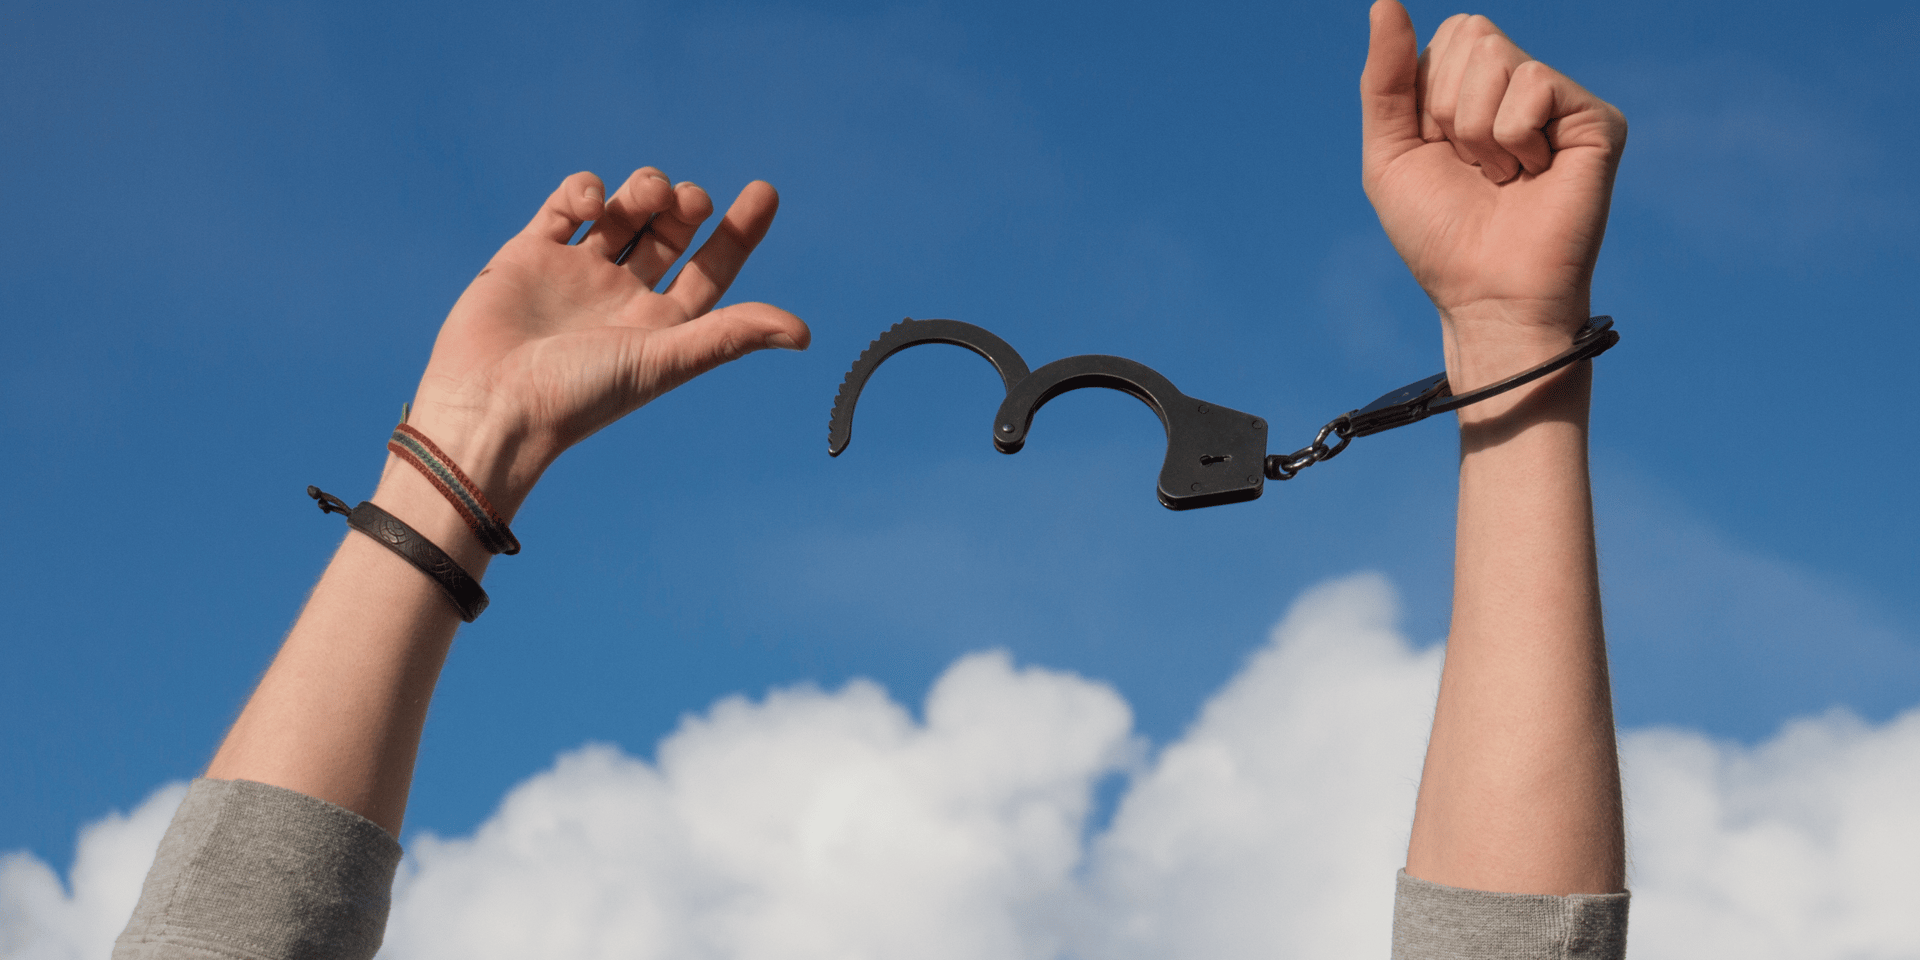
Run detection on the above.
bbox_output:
[828,316,1617,510]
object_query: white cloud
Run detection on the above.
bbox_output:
[0,781,186,960]
[1621,708,1920,960]
[1073,575,1435,960]
[381,652,1136,960]
[5,574,1919,959]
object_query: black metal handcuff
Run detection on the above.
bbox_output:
[828,316,1618,510]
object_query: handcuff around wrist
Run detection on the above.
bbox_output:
[828,315,1617,510]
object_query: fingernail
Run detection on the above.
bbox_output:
[649,172,669,183]
[765,333,799,350]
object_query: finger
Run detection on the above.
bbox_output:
[1493,61,1559,175]
[620,182,716,287]
[1361,0,1422,174]
[1495,60,1626,175]
[1416,13,1469,143]
[525,172,606,244]
[637,301,810,396]
[1424,15,1511,166]
[578,168,674,262]
[1454,34,1533,182]
[663,181,779,318]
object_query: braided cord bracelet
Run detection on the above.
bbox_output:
[387,422,521,556]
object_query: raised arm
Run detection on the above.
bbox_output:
[203,168,809,836]
[1360,1,1628,895]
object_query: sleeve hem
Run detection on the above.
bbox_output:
[1391,869,1630,960]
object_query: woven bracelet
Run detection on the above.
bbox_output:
[387,422,521,556]
[309,486,489,622]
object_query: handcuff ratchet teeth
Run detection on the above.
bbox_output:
[828,316,1617,511]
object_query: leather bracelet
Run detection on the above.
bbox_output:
[308,486,489,622]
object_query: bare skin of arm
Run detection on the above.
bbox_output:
[1360,1,1629,895]
[203,168,810,837]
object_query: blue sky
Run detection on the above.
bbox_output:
[3,0,1917,887]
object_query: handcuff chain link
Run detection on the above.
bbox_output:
[1264,415,1353,481]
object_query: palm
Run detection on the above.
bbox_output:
[406,171,807,456]
[429,242,698,446]
[1368,138,1615,324]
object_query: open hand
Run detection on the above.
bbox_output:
[1360,1,1626,382]
[402,168,810,509]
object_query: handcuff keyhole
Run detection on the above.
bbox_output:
[1199,454,1232,466]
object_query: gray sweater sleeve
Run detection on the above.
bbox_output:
[1392,870,1630,960]
[112,778,403,960]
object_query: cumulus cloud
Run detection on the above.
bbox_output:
[5,574,1919,959]
[0,781,185,960]
[377,575,1437,960]
[381,651,1136,960]
[1622,708,1920,960]
[1073,575,1436,959]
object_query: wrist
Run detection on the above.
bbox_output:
[398,392,555,521]
[369,457,501,581]
[1453,361,1592,452]
[1437,299,1593,427]
[361,391,551,572]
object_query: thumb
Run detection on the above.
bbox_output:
[640,302,810,393]
[1360,0,1422,171]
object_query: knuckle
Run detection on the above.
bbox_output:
[1601,100,1629,132]
[1491,115,1531,142]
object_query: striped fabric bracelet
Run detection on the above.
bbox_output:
[387,422,521,556]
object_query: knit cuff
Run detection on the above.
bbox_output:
[1392,869,1629,960]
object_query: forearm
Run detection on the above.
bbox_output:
[203,415,528,837]
[197,167,804,841]
[1405,312,1624,895]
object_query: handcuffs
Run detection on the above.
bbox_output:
[828,316,1617,510]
